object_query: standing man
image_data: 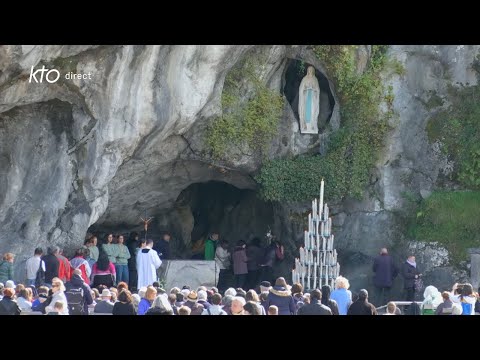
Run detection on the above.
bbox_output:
[136,239,162,288]
[155,233,171,260]
[372,248,398,307]
[204,232,219,261]
[42,247,60,288]
[25,248,46,287]
[402,254,421,303]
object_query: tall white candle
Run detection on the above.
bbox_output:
[299,247,305,264]
[319,179,324,220]
[308,213,312,235]
[321,221,325,237]
[331,234,335,251]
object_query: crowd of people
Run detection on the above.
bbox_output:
[0,234,478,315]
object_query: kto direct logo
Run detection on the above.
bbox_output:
[29,65,60,83]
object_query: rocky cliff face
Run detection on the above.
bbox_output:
[0,45,477,291]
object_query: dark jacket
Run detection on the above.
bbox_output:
[65,274,94,315]
[126,240,138,271]
[198,300,211,310]
[94,300,114,314]
[42,254,60,284]
[145,307,173,315]
[112,301,136,315]
[262,245,276,268]
[184,300,204,315]
[321,285,339,315]
[402,261,419,289]
[297,299,333,315]
[347,299,377,315]
[0,296,21,315]
[266,286,296,315]
[436,300,454,315]
[0,261,13,284]
[372,254,398,288]
[246,245,264,271]
[154,239,170,260]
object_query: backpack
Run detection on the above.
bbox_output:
[65,287,85,315]
[35,260,45,288]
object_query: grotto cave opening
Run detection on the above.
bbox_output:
[89,180,275,260]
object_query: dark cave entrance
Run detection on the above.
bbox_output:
[172,181,274,258]
[283,59,335,132]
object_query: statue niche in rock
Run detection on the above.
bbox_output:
[298,66,320,134]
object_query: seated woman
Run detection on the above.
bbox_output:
[45,278,69,315]
[421,285,442,315]
[16,288,33,311]
[91,247,116,289]
[145,294,174,315]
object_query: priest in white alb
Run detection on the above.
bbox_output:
[137,238,162,288]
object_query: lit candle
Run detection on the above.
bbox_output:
[319,179,324,220]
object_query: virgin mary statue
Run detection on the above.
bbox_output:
[298,66,320,134]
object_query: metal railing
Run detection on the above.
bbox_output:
[376,301,423,315]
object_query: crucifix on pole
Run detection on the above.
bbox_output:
[140,210,154,241]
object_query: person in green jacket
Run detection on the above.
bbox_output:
[103,233,119,264]
[0,253,15,284]
[115,235,131,285]
[204,232,219,260]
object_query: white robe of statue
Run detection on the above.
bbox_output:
[137,246,162,288]
[298,66,320,134]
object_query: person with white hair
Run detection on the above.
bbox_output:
[45,277,69,315]
[224,287,237,297]
[145,294,174,315]
[330,276,352,315]
[230,296,246,315]
[421,285,443,315]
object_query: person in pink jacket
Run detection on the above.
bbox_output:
[233,240,248,290]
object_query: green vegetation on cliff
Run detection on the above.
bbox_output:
[256,45,392,202]
[427,84,480,189]
[410,191,480,264]
[206,55,284,159]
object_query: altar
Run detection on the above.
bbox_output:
[158,260,220,291]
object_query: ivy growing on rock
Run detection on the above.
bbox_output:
[427,84,480,189]
[256,45,392,202]
[205,54,284,159]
